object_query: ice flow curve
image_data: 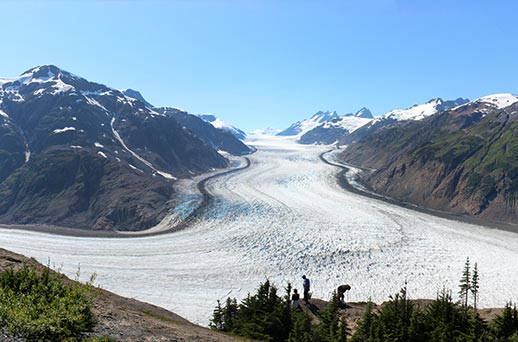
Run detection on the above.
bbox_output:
[0,136,517,325]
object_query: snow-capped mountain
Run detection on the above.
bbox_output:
[298,108,374,144]
[157,109,251,155]
[0,65,228,231]
[344,97,469,144]
[276,110,340,137]
[456,93,518,111]
[339,93,518,225]
[349,107,374,119]
[199,114,247,140]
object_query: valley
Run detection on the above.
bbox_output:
[1,136,517,325]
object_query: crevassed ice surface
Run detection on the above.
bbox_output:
[1,136,518,325]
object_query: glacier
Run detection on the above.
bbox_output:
[0,135,517,325]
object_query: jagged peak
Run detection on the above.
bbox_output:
[19,65,78,81]
[310,110,339,121]
[354,107,373,118]
[120,88,153,107]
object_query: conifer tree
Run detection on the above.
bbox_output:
[471,262,479,310]
[459,257,471,309]
[351,300,375,342]
[288,310,313,342]
[222,297,238,331]
[492,302,518,339]
[209,300,224,331]
[369,286,414,342]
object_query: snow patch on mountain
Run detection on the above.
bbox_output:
[84,96,109,113]
[119,89,153,108]
[199,114,247,140]
[381,99,444,122]
[469,93,518,110]
[110,117,176,180]
[366,98,469,130]
[277,111,339,137]
[53,127,76,134]
[322,115,373,133]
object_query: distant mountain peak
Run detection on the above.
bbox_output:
[354,107,373,119]
[21,64,61,76]
[470,93,518,110]
[199,114,217,122]
[19,65,80,83]
[311,110,339,121]
[425,97,442,104]
[120,89,153,107]
[198,114,247,140]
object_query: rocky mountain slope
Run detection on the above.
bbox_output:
[120,90,250,154]
[342,97,469,144]
[158,108,251,155]
[340,93,518,226]
[0,65,228,231]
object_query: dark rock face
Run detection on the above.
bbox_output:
[157,108,251,155]
[0,65,228,231]
[298,126,347,145]
[340,99,518,225]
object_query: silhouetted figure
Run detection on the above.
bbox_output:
[337,284,351,307]
[291,288,300,309]
[302,275,310,304]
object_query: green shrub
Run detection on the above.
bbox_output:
[0,264,97,341]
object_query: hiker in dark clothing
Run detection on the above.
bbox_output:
[291,289,301,309]
[337,284,351,306]
[302,275,310,304]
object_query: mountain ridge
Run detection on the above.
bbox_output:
[339,93,518,225]
[0,64,231,231]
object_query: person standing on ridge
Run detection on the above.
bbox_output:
[302,275,310,304]
[291,289,301,310]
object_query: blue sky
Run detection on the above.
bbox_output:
[1,0,518,131]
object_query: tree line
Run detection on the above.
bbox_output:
[210,258,518,341]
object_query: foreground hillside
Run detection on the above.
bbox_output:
[3,248,510,342]
[0,248,246,342]
[340,94,518,227]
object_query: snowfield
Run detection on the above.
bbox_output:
[1,136,518,325]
